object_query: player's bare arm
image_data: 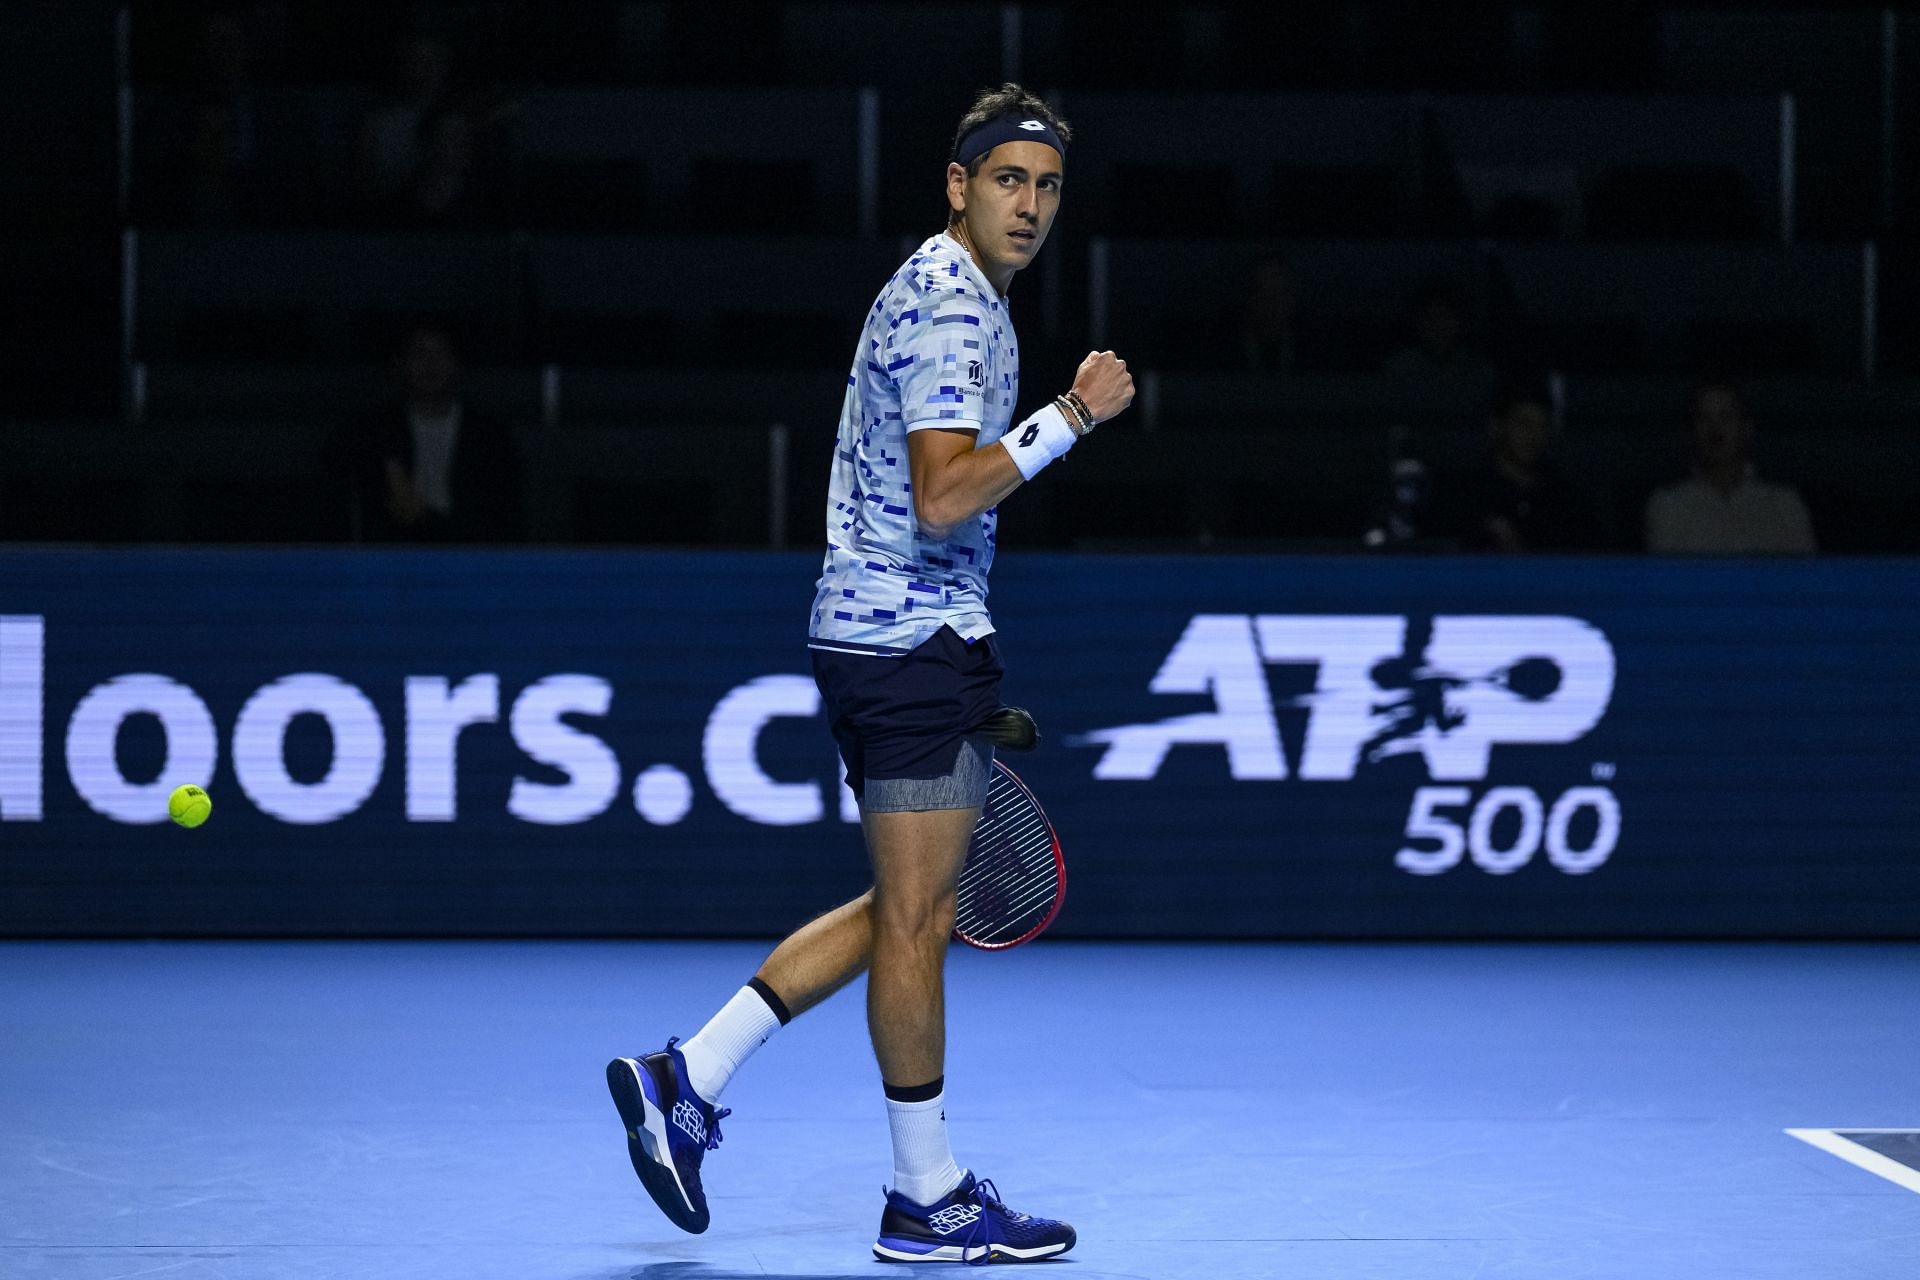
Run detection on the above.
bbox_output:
[908,350,1136,539]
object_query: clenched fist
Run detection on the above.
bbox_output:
[1071,350,1135,424]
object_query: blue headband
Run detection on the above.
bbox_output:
[954,114,1066,170]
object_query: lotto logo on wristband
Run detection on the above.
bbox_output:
[1002,405,1077,479]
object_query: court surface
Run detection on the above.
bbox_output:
[3,940,1917,1279]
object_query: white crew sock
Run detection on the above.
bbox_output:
[678,984,783,1103]
[886,1086,965,1206]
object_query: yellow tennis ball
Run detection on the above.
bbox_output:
[168,784,212,829]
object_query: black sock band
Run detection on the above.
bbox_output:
[747,976,793,1026]
[883,1075,944,1104]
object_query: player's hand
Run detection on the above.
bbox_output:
[1071,350,1134,424]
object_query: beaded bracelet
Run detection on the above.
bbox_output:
[1054,392,1095,437]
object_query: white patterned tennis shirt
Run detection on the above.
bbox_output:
[807,232,1019,656]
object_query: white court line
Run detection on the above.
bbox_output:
[1786,1128,1920,1195]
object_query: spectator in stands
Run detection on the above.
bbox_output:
[1645,381,1816,555]
[1382,279,1495,391]
[1238,254,1299,374]
[356,324,523,542]
[353,34,499,224]
[1442,382,1605,552]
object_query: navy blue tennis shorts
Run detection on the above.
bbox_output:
[810,625,1002,812]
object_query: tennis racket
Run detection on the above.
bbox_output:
[952,760,1066,951]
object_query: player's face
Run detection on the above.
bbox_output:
[948,140,1063,284]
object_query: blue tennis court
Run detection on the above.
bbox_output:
[5,939,1916,1279]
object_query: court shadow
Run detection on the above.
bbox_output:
[614,1265,873,1280]
[611,1262,1077,1279]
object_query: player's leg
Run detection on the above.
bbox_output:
[861,773,1076,1264]
[864,806,968,1088]
[653,770,976,1206]
[606,887,881,1235]
[606,678,884,1237]
[864,801,975,1203]
[752,888,873,1018]
[672,890,875,1108]
[666,792,971,1124]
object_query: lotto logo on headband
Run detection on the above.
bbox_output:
[1072,614,1616,783]
[955,114,1066,167]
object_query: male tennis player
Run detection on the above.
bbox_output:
[608,83,1133,1264]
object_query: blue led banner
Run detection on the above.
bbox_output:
[2,550,1916,937]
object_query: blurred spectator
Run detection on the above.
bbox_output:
[348,324,524,543]
[1645,382,1816,555]
[1382,279,1495,390]
[1238,255,1299,374]
[1442,382,1604,552]
[354,34,501,224]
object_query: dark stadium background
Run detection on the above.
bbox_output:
[6,3,1918,552]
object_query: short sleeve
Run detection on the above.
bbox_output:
[889,288,993,433]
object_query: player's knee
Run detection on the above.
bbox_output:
[873,887,951,943]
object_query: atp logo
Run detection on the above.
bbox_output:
[1074,614,1615,782]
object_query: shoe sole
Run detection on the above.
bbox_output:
[873,1238,1070,1263]
[606,1057,710,1234]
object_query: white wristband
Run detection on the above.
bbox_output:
[999,403,1078,480]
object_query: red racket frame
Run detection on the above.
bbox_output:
[953,762,1067,951]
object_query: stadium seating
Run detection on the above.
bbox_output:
[512,88,870,232]
[136,230,518,361]
[53,11,1903,553]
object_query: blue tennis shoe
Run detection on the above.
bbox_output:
[873,1171,1076,1263]
[606,1038,731,1234]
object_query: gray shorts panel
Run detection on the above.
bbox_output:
[861,736,995,813]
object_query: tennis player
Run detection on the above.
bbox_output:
[608,83,1133,1263]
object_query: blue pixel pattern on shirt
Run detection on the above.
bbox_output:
[808,232,1020,654]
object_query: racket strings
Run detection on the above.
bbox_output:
[955,771,1060,946]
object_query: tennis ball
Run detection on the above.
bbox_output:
[168,784,212,829]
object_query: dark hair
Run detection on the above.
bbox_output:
[948,82,1072,177]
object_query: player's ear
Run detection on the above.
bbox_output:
[946,162,968,218]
